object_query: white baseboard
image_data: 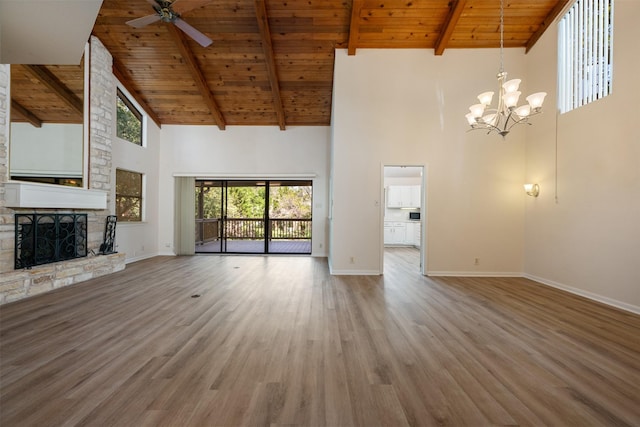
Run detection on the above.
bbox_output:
[125,252,159,264]
[427,271,522,277]
[524,274,640,315]
[329,268,380,275]
[156,251,176,257]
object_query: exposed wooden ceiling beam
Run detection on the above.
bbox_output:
[112,58,162,129]
[254,0,286,130]
[23,65,83,119]
[434,0,467,56]
[166,24,226,130]
[526,0,572,53]
[11,100,42,128]
[347,0,363,56]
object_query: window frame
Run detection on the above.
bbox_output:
[115,168,144,223]
[116,87,146,146]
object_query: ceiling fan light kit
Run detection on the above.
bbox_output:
[465,0,547,138]
[126,0,213,47]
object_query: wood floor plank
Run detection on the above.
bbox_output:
[1,249,639,426]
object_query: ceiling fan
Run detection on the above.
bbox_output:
[126,0,213,47]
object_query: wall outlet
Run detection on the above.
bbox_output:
[474,258,480,265]
[350,256,355,264]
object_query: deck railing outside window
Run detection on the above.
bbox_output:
[195,218,311,244]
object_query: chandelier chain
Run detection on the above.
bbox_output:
[499,0,504,74]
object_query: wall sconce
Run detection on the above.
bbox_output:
[524,183,540,197]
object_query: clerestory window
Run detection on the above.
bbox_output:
[558,0,614,114]
[116,88,143,145]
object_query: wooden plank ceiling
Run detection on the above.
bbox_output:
[11,0,567,130]
[10,62,85,127]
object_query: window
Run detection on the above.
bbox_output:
[116,88,143,145]
[558,0,614,113]
[116,169,143,222]
[194,180,312,254]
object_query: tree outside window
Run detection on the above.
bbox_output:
[116,89,142,145]
[116,169,143,222]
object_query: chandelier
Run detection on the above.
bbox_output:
[465,0,547,137]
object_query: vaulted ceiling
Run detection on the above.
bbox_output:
[10,0,570,130]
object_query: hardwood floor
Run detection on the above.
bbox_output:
[1,250,639,426]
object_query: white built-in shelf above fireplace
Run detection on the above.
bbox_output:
[4,181,107,209]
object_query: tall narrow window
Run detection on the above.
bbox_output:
[116,169,143,222]
[116,88,143,145]
[558,0,614,113]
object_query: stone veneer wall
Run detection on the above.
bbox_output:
[0,64,10,269]
[0,37,125,304]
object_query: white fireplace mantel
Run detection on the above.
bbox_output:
[4,181,107,209]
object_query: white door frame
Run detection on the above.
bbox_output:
[380,164,427,275]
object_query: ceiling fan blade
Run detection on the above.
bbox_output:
[173,17,213,47]
[126,14,162,28]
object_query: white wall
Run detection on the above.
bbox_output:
[157,125,330,257]
[330,48,529,275]
[524,0,640,312]
[111,89,161,263]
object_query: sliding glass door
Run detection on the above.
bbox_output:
[267,180,313,253]
[194,180,223,253]
[195,180,312,254]
[224,180,266,253]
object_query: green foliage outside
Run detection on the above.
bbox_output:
[116,96,142,145]
[269,186,311,219]
[228,187,266,218]
[116,169,142,221]
[195,183,312,240]
[196,185,311,219]
[197,186,222,219]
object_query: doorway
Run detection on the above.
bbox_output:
[381,166,426,275]
[194,180,312,254]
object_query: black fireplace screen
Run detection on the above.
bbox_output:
[15,213,88,269]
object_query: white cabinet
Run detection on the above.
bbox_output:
[405,222,414,245]
[384,222,407,245]
[414,223,421,248]
[386,186,407,208]
[405,222,421,247]
[384,221,421,247]
[410,186,420,208]
[383,224,395,244]
[387,185,420,208]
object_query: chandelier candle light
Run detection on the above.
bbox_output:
[465,0,547,137]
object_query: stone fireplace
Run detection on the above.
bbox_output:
[0,37,125,304]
